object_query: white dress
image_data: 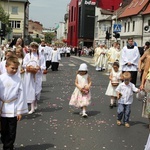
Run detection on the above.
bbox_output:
[69,74,91,108]
[145,134,150,150]
[23,53,46,103]
[105,69,122,97]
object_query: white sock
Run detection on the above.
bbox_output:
[82,109,86,114]
[110,99,114,105]
[30,102,35,112]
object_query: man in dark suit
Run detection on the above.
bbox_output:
[138,41,150,57]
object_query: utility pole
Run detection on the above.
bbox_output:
[0,21,1,45]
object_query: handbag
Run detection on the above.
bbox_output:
[136,90,145,100]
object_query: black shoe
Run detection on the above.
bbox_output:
[113,103,117,107]
[109,104,113,109]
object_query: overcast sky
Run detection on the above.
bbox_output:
[29,0,70,28]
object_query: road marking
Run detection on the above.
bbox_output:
[68,64,76,66]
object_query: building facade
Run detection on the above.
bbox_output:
[1,0,30,42]
[119,0,150,47]
[67,0,122,47]
[67,0,78,46]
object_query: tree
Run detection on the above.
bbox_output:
[33,38,41,44]
[0,4,12,36]
[45,32,56,44]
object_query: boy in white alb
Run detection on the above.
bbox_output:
[0,57,28,150]
[116,72,140,128]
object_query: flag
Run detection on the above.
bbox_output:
[55,24,59,30]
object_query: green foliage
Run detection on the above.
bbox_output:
[0,4,9,24]
[0,4,12,35]
[33,38,41,44]
[45,32,56,44]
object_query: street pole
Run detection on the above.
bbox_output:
[8,0,9,14]
[0,21,1,45]
[116,11,117,24]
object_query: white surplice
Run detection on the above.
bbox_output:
[45,46,53,61]
[0,60,6,74]
[0,73,28,117]
[121,46,140,71]
[51,50,61,62]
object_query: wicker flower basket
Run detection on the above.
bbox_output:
[43,70,48,74]
[26,60,38,74]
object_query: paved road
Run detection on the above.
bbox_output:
[0,56,149,150]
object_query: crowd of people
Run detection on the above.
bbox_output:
[0,37,150,149]
[68,37,150,149]
[0,37,67,150]
[92,37,150,149]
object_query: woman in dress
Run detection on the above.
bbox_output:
[140,56,150,128]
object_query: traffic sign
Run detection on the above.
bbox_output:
[113,24,121,32]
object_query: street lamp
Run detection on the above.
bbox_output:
[8,0,10,14]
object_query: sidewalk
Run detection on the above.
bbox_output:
[71,55,95,66]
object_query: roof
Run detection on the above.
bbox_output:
[114,6,128,19]
[142,3,150,15]
[119,0,149,18]
[100,9,113,15]
[97,17,112,22]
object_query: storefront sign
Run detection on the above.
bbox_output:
[85,0,96,5]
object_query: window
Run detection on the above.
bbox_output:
[9,21,21,29]
[11,6,18,14]
[74,7,76,21]
[148,20,150,26]
[133,2,138,7]
[71,6,73,22]
[128,22,130,32]
[132,21,135,31]
[69,10,70,22]
[95,27,98,38]
[128,2,133,8]
[124,22,126,32]
[139,0,145,5]
[122,41,125,47]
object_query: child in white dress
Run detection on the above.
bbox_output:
[23,42,46,114]
[15,46,25,79]
[105,62,122,108]
[69,63,92,117]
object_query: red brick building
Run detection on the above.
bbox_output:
[28,20,43,34]
[67,0,122,47]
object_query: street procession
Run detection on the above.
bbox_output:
[0,0,150,150]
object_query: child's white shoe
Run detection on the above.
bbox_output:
[82,112,88,118]
[28,110,35,114]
